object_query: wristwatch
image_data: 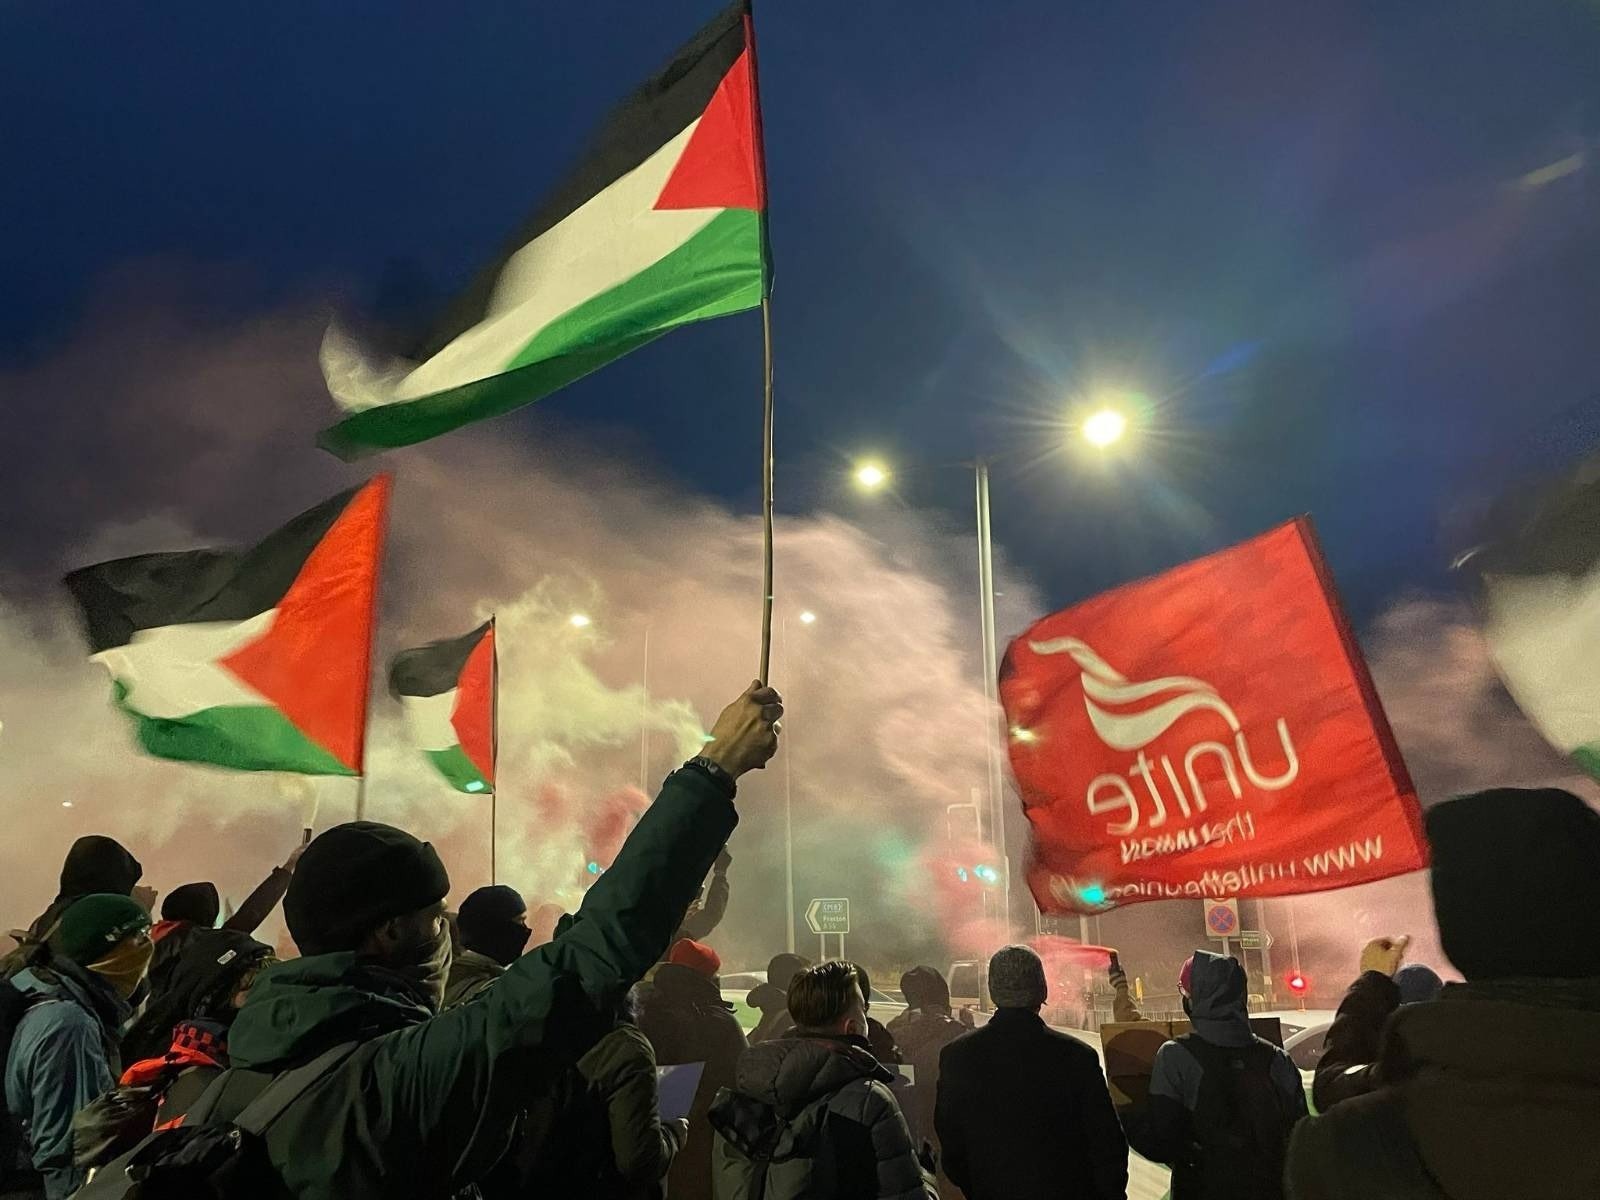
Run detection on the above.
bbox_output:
[683,755,737,798]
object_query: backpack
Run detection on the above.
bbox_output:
[1177,1034,1296,1200]
[68,1040,358,1200]
[710,1087,843,1200]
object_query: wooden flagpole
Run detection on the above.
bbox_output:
[758,297,775,683]
[490,616,500,884]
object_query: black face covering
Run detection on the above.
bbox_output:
[457,885,531,967]
[390,922,453,1013]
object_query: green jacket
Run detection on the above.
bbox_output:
[214,767,736,1200]
[443,949,505,1010]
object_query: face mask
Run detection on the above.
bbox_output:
[88,934,154,1000]
[391,922,453,1012]
[476,921,532,968]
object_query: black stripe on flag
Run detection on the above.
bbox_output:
[63,486,363,653]
[1460,453,1600,583]
[410,0,751,362]
[390,620,494,698]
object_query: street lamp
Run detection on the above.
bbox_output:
[568,612,592,629]
[1082,408,1128,448]
[798,610,817,625]
[853,461,890,491]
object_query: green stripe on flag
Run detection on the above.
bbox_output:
[111,681,355,775]
[1573,744,1600,782]
[319,208,765,459]
[425,744,493,794]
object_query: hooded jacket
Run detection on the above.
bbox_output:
[172,767,735,1200]
[638,961,748,1200]
[883,1005,965,1144]
[121,928,272,1065]
[7,838,144,972]
[3,961,131,1199]
[934,1008,1127,1200]
[1129,950,1306,1199]
[1287,978,1600,1200]
[710,1034,936,1200]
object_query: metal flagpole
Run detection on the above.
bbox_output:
[974,461,1012,942]
[758,298,776,683]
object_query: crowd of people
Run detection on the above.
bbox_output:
[1,674,1596,1199]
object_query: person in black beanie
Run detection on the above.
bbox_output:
[445,884,530,1008]
[1288,787,1600,1200]
[145,680,781,1200]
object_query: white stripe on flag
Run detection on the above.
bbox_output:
[91,612,274,718]
[402,689,460,752]
[1482,565,1600,753]
[330,119,719,411]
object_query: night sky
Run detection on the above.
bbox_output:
[4,0,1597,620]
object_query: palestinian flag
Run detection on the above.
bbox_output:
[63,478,390,775]
[318,0,768,460]
[389,619,497,794]
[1459,453,1600,780]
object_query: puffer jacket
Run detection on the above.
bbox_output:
[1287,978,1600,1200]
[3,961,129,1199]
[709,1034,936,1200]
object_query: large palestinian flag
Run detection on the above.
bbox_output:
[389,619,497,794]
[63,478,391,775]
[318,0,768,459]
[1459,452,1600,780]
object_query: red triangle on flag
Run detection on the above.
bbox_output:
[452,623,495,785]
[221,476,390,772]
[654,45,766,213]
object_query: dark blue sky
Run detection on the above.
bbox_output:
[4,0,1597,620]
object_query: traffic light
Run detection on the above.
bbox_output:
[972,864,1000,885]
[585,860,601,876]
[1080,883,1106,906]
[1286,970,1309,996]
[955,866,971,883]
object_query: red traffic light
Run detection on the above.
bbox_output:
[1286,971,1309,994]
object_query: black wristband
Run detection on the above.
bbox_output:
[682,756,737,799]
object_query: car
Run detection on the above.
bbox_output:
[719,969,908,1033]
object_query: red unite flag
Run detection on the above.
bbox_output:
[1000,518,1427,915]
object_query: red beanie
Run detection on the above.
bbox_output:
[668,938,721,978]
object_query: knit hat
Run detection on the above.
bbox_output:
[284,821,450,955]
[457,885,530,966]
[58,835,142,900]
[900,965,950,1010]
[1395,963,1443,1005]
[1427,787,1600,981]
[988,944,1047,1008]
[667,938,721,978]
[163,882,221,927]
[55,894,152,965]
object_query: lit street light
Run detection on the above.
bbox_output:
[568,612,592,629]
[798,610,817,625]
[853,461,890,491]
[1082,407,1128,448]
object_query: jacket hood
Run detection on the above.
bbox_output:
[1185,949,1251,1043]
[58,835,142,900]
[225,951,434,1070]
[1375,981,1600,1198]
[653,960,730,1007]
[732,1034,890,1117]
[13,959,131,1037]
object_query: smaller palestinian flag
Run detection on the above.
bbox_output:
[390,619,497,794]
[1459,452,1600,780]
[63,478,391,775]
[318,0,768,459]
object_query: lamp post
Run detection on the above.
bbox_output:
[853,400,1132,947]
